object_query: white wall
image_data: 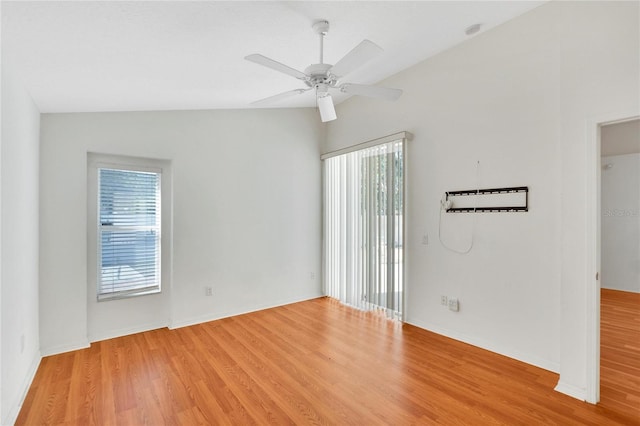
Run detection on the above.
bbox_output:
[40,108,323,355]
[601,119,640,156]
[325,0,639,400]
[556,1,638,399]
[601,153,640,293]
[1,64,41,425]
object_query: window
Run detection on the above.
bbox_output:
[322,133,406,319]
[96,166,161,300]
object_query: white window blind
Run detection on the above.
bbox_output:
[323,137,405,319]
[98,167,161,300]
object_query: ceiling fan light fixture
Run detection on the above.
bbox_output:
[317,94,337,122]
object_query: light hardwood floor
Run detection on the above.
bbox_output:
[16,293,640,425]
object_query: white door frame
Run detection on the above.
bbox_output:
[585,110,639,404]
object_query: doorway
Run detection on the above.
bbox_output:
[586,113,639,404]
[598,119,640,415]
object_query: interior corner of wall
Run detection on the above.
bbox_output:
[2,349,42,426]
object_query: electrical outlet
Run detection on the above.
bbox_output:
[205,286,213,296]
[448,298,459,312]
[422,234,429,245]
[440,295,448,306]
[310,272,315,280]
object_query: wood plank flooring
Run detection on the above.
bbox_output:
[601,288,640,419]
[16,294,640,425]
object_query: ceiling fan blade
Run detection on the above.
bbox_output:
[329,40,383,78]
[245,54,307,80]
[251,88,309,106]
[340,83,403,101]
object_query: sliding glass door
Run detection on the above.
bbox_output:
[323,136,405,319]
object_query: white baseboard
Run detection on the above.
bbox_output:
[40,339,91,357]
[3,350,42,426]
[39,293,323,358]
[88,320,169,343]
[554,380,587,401]
[406,319,560,374]
[170,292,324,330]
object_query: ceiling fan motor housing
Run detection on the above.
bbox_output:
[304,63,336,88]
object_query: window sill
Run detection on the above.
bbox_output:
[97,287,161,302]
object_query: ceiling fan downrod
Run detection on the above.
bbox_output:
[312,20,330,65]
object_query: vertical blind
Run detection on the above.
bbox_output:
[323,137,404,318]
[98,168,161,300]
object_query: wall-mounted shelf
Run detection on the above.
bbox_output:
[446,186,528,213]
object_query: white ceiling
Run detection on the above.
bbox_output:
[2,1,545,113]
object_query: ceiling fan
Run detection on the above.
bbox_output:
[245,20,403,122]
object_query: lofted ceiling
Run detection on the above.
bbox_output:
[2,1,545,113]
